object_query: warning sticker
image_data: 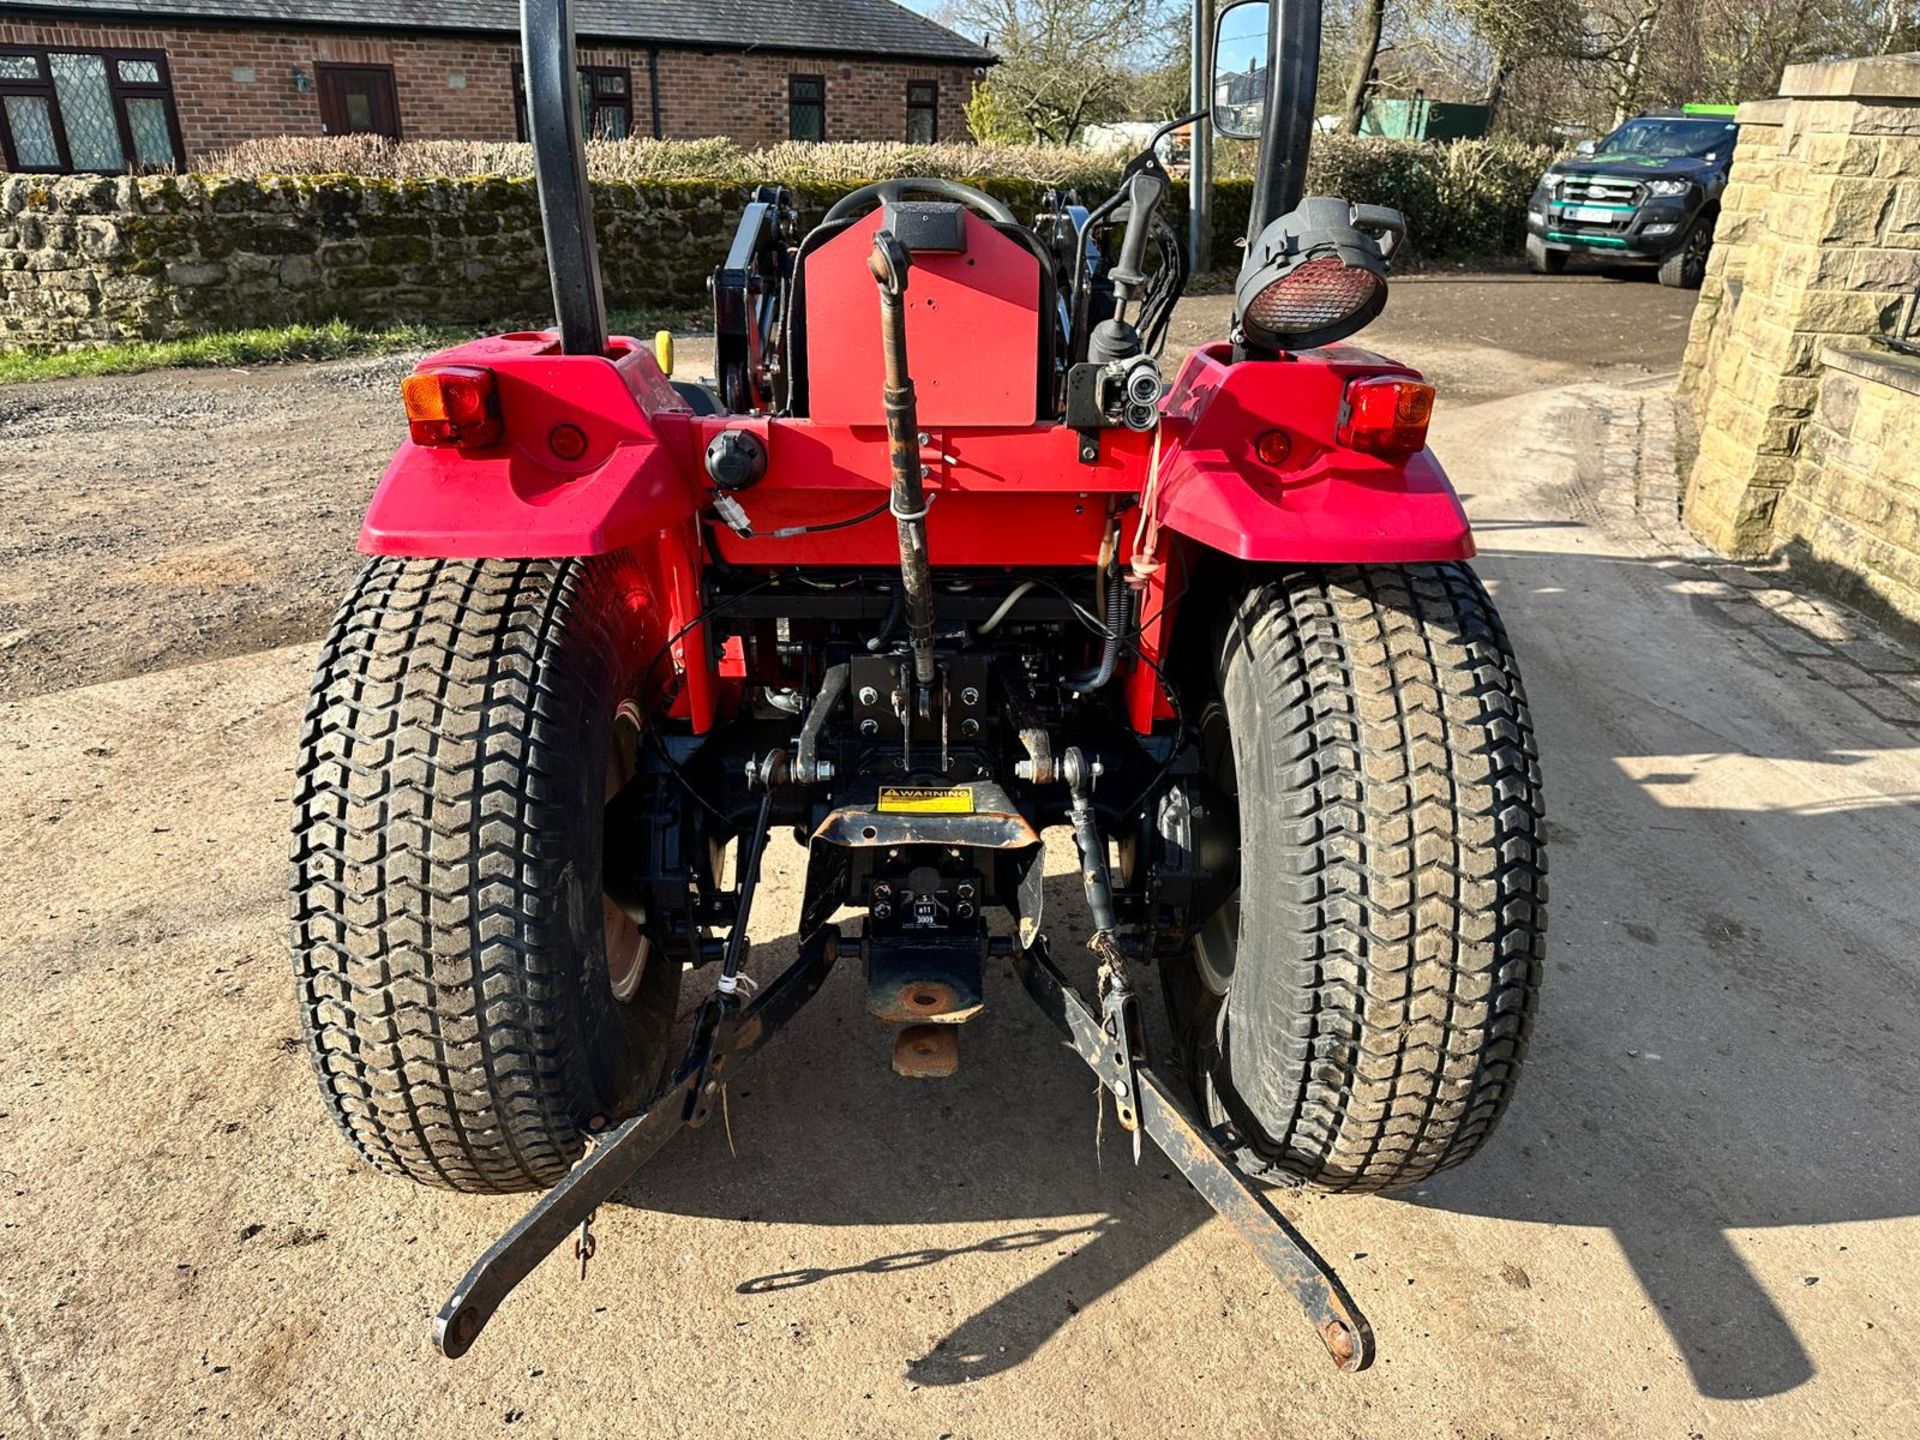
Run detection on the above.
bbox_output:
[877,785,975,815]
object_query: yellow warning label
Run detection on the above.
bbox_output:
[877,785,975,815]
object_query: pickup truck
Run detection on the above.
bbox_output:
[1525,108,1739,288]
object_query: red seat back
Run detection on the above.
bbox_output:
[802,209,1042,428]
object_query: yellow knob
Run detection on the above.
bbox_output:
[654,329,674,377]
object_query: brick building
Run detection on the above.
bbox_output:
[0,0,992,172]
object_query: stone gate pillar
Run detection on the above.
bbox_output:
[1679,55,1920,581]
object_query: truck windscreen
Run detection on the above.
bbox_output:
[1596,118,1735,159]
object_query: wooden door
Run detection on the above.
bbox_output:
[317,65,399,138]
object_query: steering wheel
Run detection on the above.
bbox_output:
[821,177,1019,228]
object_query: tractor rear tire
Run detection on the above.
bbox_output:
[1176,564,1546,1194]
[290,556,681,1193]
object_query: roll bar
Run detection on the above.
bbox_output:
[1245,0,1324,246]
[517,0,1327,351]
[521,0,608,355]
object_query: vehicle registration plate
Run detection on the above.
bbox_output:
[1562,205,1619,223]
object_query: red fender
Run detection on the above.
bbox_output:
[1146,343,1474,566]
[360,332,700,558]
[358,332,725,730]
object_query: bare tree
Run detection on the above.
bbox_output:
[1455,0,1583,125]
[1341,0,1391,130]
[1605,0,1665,123]
[941,0,1160,142]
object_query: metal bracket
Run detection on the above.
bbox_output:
[1014,940,1375,1373]
[432,925,843,1359]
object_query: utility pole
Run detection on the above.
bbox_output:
[1189,0,1215,274]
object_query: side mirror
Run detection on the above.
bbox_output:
[1575,139,1597,157]
[1212,0,1270,141]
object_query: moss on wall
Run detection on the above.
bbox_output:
[2,143,1535,346]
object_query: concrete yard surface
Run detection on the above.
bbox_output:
[2,280,1918,1437]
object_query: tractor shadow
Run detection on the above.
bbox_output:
[611,543,1920,1400]
[617,866,1215,1387]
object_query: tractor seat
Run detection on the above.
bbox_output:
[783,200,1056,425]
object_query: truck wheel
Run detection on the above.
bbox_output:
[1170,565,1546,1193]
[290,556,681,1193]
[1658,218,1713,289]
[1525,234,1566,275]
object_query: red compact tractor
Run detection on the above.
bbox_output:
[290,0,1546,1370]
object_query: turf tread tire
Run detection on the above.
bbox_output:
[289,555,677,1194]
[1210,563,1546,1194]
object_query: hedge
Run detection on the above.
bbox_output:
[197,134,1549,264]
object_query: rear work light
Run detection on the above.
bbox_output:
[1244,255,1384,341]
[1339,376,1435,459]
[1234,197,1401,353]
[401,366,501,449]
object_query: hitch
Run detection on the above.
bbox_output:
[1015,940,1375,1373]
[432,925,844,1358]
[434,749,811,1359]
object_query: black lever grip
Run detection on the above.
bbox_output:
[1109,171,1170,297]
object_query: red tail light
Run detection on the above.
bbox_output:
[1338,376,1435,459]
[401,366,501,449]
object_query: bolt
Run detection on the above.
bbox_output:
[956,902,975,920]
[859,718,880,737]
[858,685,879,706]
[873,902,893,920]
[872,881,893,900]
[812,760,834,781]
[956,882,976,900]
[960,718,980,738]
[916,431,931,446]
[960,686,980,707]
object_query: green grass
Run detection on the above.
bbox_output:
[0,319,451,386]
[0,305,711,387]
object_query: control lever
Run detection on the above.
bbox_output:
[1108,170,1170,318]
[1087,171,1170,367]
[868,231,937,715]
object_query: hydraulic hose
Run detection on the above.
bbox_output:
[1067,566,1131,693]
[866,579,905,653]
[976,579,1037,637]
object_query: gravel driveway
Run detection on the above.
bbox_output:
[10,277,1915,1438]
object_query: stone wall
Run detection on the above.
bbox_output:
[0,15,978,160]
[1776,344,1920,625]
[1678,53,1920,626]
[0,173,787,343]
[0,172,1263,345]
